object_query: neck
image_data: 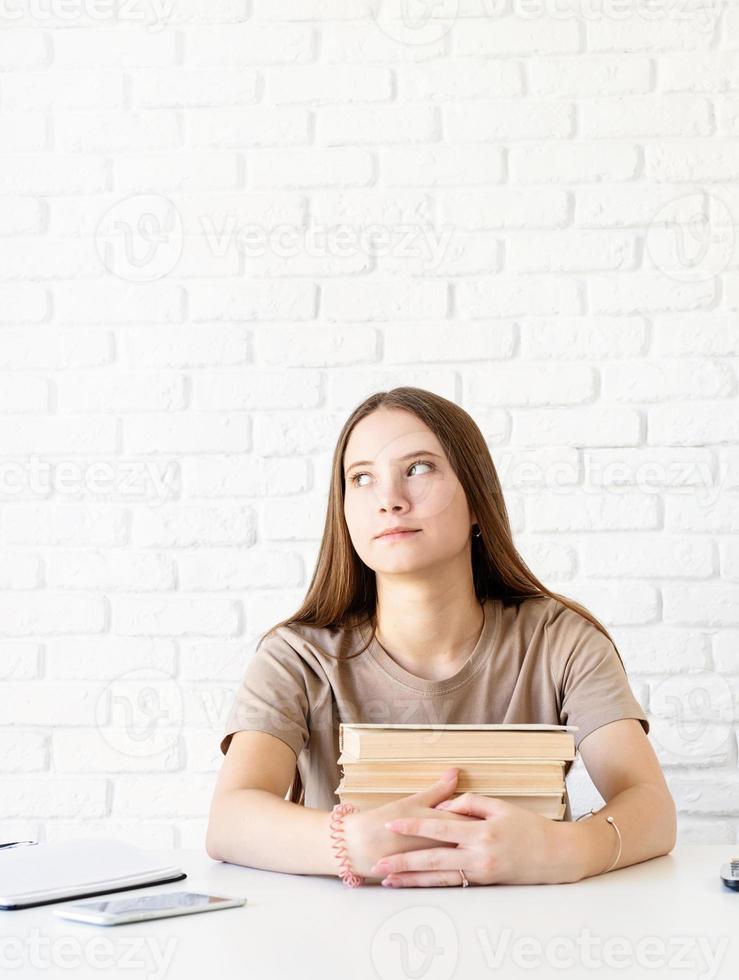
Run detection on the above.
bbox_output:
[373,581,485,681]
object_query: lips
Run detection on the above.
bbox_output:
[376,529,421,540]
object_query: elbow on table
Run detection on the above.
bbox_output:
[657,787,678,857]
[205,804,226,862]
[205,825,223,862]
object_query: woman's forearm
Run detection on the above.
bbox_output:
[206,789,338,876]
[207,784,678,885]
[562,783,677,882]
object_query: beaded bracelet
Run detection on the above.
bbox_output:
[330,802,365,887]
[575,807,623,873]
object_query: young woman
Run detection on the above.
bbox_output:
[206,386,676,888]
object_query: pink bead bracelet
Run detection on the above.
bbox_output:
[330,802,365,887]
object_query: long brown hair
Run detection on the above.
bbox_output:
[254,386,628,806]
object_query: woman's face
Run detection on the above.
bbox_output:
[343,408,476,575]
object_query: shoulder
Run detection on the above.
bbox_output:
[254,619,361,671]
[537,597,629,689]
[506,594,566,635]
[524,594,600,635]
[516,595,615,662]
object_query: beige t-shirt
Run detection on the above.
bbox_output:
[220,595,649,821]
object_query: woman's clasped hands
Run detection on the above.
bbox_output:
[341,766,578,888]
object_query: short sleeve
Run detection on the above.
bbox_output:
[546,600,650,751]
[219,629,311,760]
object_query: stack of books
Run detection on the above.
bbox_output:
[334,723,578,820]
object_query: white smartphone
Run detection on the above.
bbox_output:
[53,891,246,926]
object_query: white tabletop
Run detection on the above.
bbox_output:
[1,845,737,979]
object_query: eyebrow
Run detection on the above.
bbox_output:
[345,450,443,475]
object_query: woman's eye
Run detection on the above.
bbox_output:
[349,460,434,487]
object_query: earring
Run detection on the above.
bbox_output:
[473,524,482,538]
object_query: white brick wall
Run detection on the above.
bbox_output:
[0,0,738,852]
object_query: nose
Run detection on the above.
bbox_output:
[374,472,412,513]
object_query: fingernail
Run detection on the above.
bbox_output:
[442,768,459,781]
